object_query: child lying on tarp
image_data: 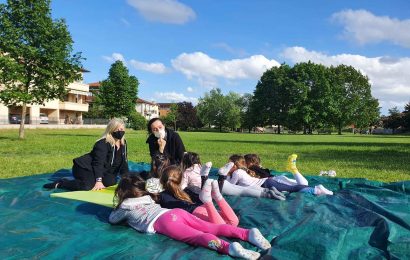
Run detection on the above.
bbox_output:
[224,154,333,196]
[160,165,239,226]
[109,175,271,260]
[181,152,286,200]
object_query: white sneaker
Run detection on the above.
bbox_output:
[314,184,334,195]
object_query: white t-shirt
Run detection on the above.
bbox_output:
[227,169,266,187]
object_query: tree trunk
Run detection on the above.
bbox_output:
[19,103,27,139]
[338,122,342,135]
[277,124,281,134]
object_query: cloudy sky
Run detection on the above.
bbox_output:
[44,0,410,115]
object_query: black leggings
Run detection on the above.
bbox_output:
[59,164,117,191]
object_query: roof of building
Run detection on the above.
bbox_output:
[157,103,174,108]
[137,98,157,106]
[88,81,101,87]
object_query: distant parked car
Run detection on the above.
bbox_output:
[39,113,49,124]
[9,114,21,124]
[9,114,30,124]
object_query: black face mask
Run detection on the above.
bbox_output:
[112,130,125,140]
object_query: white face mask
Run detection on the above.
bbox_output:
[154,128,166,139]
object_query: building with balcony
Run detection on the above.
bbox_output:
[136,98,159,120]
[0,71,90,124]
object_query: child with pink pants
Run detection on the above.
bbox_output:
[109,175,272,260]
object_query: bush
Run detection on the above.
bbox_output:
[127,112,147,130]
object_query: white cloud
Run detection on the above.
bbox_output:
[129,59,167,74]
[102,53,126,63]
[103,53,167,74]
[154,91,198,103]
[187,87,194,92]
[331,9,410,48]
[127,0,196,24]
[281,46,410,112]
[171,52,280,87]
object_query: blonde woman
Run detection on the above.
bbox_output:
[43,118,129,191]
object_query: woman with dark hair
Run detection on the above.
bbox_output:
[146,117,186,165]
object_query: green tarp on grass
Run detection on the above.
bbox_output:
[0,161,409,259]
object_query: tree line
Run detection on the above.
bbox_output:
[195,62,382,134]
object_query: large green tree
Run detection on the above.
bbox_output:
[251,64,304,133]
[197,88,240,132]
[238,93,255,132]
[383,107,403,134]
[403,102,410,131]
[329,64,379,134]
[0,0,83,138]
[176,101,201,131]
[97,60,138,118]
[292,62,333,133]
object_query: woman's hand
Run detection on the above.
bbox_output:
[158,138,166,154]
[92,181,106,191]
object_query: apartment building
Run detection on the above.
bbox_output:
[0,72,89,124]
[136,98,159,120]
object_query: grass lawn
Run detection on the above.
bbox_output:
[0,128,409,182]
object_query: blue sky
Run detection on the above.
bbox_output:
[22,0,410,114]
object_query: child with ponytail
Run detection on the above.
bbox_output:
[159,165,239,226]
[109,175,271,259]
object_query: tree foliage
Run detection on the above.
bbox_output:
[250,62,379,134]
[383,107,403,133]
[197,88,241,132]
[165,103,178,130]
[176,101,201,130]
[97,60,138,119]
[127,111,147,130]
[0,0,83,138]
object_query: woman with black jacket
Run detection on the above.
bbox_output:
[43,118,129,191]
[146,118,185,165]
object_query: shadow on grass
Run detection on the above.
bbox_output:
[41,133,97,137]
[335,135,410,139]
[203,139,410,148]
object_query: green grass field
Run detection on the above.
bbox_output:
[0,128,409,182]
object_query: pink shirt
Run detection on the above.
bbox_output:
[181,164,202,189]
